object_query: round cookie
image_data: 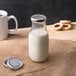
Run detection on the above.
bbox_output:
[60,20,71,24]
[53,23,63,31]
[62,24,72,30]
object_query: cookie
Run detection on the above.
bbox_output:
[53,23,63,31]
[60,20,71,24]
[62,24,72,30]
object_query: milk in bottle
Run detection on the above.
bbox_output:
[29,14,49,62]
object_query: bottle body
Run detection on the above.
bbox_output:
[29,14,49,62]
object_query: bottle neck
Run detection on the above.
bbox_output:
[32,21,46,30]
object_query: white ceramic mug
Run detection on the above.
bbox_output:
[0,10,18,40]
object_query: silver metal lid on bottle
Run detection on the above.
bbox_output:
[31,14,46,22]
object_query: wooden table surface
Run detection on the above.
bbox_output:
[0,23,76,76]
[17,22,76,41]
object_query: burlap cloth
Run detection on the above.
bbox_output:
[0,28,76,76]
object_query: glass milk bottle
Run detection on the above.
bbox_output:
[29,14,49,62]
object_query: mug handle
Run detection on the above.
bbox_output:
[8,15,18,34]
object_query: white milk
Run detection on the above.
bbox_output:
[29,28,49,62]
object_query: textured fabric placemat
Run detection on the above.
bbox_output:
[0,31,76,76]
